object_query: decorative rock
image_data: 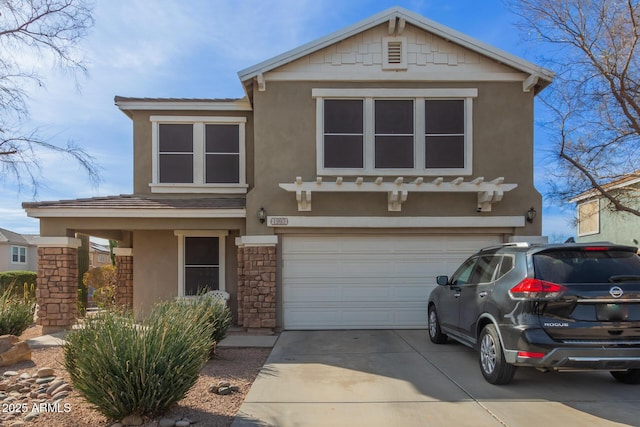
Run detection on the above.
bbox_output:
[24,412,39,422]
[208,384,219,393]
[8,421,25,426]
[35,376,56,385]
[0,342,31,367]
[0,381,8,391]
[217,386,231,395]
[52,391,69,400]
[19,373,30,380]
[175,421,191,427]
[218,381,230,388]
[36,367,54,378]
[229,386,239,393]
[51,383,71,396]
[6,384,22,393]
[0,336,19,354]
[3,371,18,377]
[159,418,176,427]
[121,414,144,426]
[45,380,64,394]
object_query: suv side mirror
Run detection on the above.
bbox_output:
[436,275,449,286]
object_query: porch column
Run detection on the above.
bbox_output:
[34,237,81,334]
[236,236,278,332]
[114,248,133,310]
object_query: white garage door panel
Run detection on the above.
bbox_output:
[283,235,501,329]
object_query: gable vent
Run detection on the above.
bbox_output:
[387,41,403,64]
[383,36,407,70]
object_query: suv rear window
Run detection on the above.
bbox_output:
[534,249,640,284]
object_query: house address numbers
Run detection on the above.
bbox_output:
[269,217,289,226]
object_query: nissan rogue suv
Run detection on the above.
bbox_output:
[427,242,640,384]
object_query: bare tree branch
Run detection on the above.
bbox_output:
[0,0,98,195]
[509,0,640,217]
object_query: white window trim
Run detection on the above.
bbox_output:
[577,200,600,237]
[313,88,476,176]
[11,246,27,264]
[150,116,248,194]
[174,230,228,297]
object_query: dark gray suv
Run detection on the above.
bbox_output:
[427,242,640,385]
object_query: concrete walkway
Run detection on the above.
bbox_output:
[233,330,640,427]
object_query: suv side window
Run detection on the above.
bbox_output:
[470,255,502,284]
[451,258,477,286]
[496,255,514,280]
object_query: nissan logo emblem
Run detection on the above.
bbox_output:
[610,286,624,298]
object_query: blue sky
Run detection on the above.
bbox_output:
[2,0,575,240]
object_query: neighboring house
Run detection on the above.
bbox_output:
[89,241,112,269]
[23,7,554,333]
[570,172,640,248]
[0,228,38,273]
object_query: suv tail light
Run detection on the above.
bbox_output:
[509,278,567,300]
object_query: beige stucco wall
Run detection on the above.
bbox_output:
[245,80,542,236]
[130,110,254,195]
[132,230,177,317]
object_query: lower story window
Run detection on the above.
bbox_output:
[175,231,227,296]
[185,237,219,295]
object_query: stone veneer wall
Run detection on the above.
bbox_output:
[36,247,78,333]
[236,245,276,330]
[115,255,134,310]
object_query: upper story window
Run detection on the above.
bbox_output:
[314,88,476,176]
[11,246,27,264]
[150,116,247,194]
[577,199,600,236]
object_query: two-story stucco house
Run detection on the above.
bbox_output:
[23,7,553,333]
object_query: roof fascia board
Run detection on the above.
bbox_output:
[24,208,247,219]
[569,177,640,203]
[238,6,554,86]
[115,99,252,112]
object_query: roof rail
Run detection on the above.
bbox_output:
[480,242,532,252]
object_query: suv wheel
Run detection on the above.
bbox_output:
[479,324,517,385]
[428,305,448,344]
[610,370,640,384]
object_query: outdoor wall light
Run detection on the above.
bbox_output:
[526,207,537,223]
[257,207,267,224]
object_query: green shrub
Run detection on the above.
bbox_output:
[63,299,216,420]
[0,271,36,300]
[0,286,35,336]
[204,297,232,345]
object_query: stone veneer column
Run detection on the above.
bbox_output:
[114,248,133,310]
[236,236,278,331]
[34,237,81,334]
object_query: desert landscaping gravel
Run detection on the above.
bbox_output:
[9,327,271,427]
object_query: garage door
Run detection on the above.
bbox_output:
[282,235,501,329]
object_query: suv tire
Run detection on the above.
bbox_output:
[610,369,640,384]
[479,324,517,385]
[428,305,448,344]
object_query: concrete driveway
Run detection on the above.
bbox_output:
[233,330,640,427]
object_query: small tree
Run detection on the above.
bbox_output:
[83,265,117,309]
